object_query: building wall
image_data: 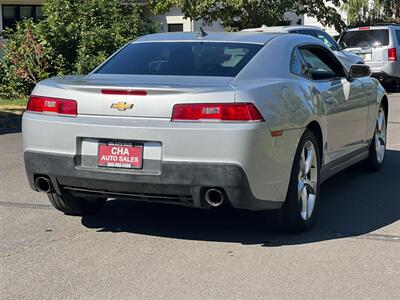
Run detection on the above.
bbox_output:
[143,6,223,33]
[0,0,43,32]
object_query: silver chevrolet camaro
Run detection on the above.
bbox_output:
[23,32,388,231]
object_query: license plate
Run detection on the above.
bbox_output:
[358,53,372,61]
[98,143,143,169]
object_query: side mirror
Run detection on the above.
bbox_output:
[349,64,371,78]
[338,42,347,50]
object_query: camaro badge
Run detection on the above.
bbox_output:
[111,102,134,111]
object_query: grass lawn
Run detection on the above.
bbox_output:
[0,98,27,119]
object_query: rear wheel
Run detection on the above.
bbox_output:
[278,130,321,232]
[48,192,106,216]
[365,105,387,172]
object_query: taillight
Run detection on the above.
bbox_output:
[358,27,370,30]
[101,89,147,96]
[388,48,397,61]
[171,103,264,122]
[26,96,77,116]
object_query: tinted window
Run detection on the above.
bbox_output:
[298,30,317,37]
[340,30,390,48]
[397,30,400,45]
[290,48,311,79]
[299,47,344,80]
[96,42,262,77]
[168,24,183,32]
[1,5,43,30]
[315,30,337,51]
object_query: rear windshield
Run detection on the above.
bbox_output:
[95,42,263,77]
[340,29,389,48]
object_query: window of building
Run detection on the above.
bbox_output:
[168,24,184,32]
[1,5,43,30]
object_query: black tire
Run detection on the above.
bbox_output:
[364,104,387,172]
[47,192,106,216]
[278,130,321,232]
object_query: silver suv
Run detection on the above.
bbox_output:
[242,25,364,70]
[339,24,400,90]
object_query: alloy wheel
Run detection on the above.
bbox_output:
[298,141,318,221]
[375,108,386,164]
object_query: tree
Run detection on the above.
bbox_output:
[343,0,400,26]
[0,0,156,98]
[42,0,156,74]
[149,0,346,32]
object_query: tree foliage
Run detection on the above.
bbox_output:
[0,0,156,98]
[343,0,400,26]
[149,0,346,32]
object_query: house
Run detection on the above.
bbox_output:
[0,0,224,34]
[0,0,344,36]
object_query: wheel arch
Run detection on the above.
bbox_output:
[380,95,389,119]
[306,121,323,166]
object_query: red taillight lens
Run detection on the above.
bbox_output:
[26,96,77,116]
[388,48,397,61]
[101,89,147,96]
[171,103,264,122]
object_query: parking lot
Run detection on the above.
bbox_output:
[0,94,399,299]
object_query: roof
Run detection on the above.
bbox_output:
[242,25,324,33]
[135,31,284,45]
[345,24,400,31]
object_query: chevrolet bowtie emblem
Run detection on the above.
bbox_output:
[111,102,134,111]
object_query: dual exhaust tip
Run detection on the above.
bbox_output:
[34,176,53,193]
[35,176,226,207]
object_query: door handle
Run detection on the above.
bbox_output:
[325,97,337,104]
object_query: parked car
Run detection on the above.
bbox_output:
[338,24,400,91]
[242,25,364,70]
[23,32,388,232]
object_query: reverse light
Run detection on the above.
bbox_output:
[171,103,265,122]
[27,96,77,116]
[388,48,397,61]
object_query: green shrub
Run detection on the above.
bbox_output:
[0,0,156,99]
[0,20,58,99]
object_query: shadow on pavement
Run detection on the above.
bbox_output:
[82,150,400,246]
[0,113,22,135]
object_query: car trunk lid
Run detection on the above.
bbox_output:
[38,74,236,118]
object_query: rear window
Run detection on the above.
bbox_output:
[340,29,389,48]
[397,30,400,45]
[95,42,263,77]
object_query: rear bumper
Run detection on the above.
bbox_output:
[369,61,400,80]
[24,151,282,211]
[371,71,400,84]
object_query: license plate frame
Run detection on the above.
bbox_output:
[98,141,144,170]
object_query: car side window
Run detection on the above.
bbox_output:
[299,46,345,81]
[298,30,317,37]
[314,30,338,51]
[396,30,400,46]
[290,48,312,79]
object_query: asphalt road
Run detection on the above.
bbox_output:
[1,94,399,299]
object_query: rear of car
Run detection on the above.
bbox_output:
[22,36,288,212]
[339,25,400,89]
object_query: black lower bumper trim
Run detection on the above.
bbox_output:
[24,151,282,211]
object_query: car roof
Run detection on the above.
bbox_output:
[345,25,400,31]
[242,25,324,33]
[134,31,284,45]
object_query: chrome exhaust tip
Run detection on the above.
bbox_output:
[205,188,224,207]
[34,176,53,193]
